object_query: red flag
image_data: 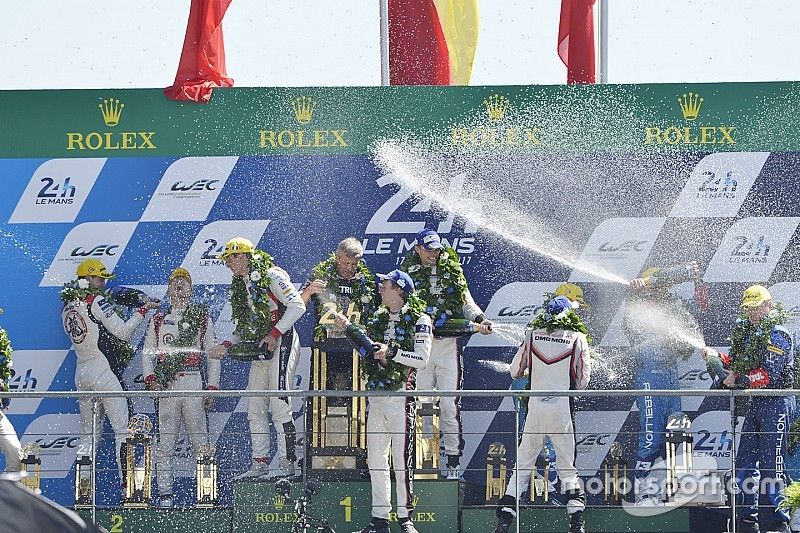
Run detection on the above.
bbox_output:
[388,0,451,85]
[164,0,234,103]
[557,0,596,84]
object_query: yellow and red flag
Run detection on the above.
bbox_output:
[389,0,479,86]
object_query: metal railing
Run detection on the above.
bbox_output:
[1,387,795,533]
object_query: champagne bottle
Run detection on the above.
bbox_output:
[434,318,481,338]
[345,324,378,358]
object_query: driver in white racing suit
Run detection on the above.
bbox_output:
[60,259,159,490]
[221,238,306,480]
[142,268,225,508]
[495,296,592,533]
[0,309,23,472]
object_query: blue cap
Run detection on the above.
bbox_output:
[415,228,443,250]
[546,295,579,316]
[377,270,415,295]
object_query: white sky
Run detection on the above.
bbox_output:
[3,0,800,89]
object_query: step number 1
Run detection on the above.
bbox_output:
[340,496,352,522]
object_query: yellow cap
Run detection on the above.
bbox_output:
[220,237,254,260]
[76,259,115,279]
[169,267,192,285]
[741,285,772,307]
[555,282,587,307]
[640,267,661,281]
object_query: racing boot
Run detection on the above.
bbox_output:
[494,494,516,533]
[354,517,390,533]
[569,510,586,533]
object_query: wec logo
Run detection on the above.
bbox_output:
[170,179,219,192]
[35,436,80,450]
[497,304,542,318]
[576,434,611,446]
[597,240,648,254]
[70,244,120,257]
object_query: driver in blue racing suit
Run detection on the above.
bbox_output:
[625,262,708,504]
[703,285,795,533]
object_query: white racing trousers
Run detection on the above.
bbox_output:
[506,397,584,513]
[75,356,129,481]
[367,395,416,521]
[157,371,209,495]
[247,329,300,462]
[416,337,463,458]
[0,412,22,472]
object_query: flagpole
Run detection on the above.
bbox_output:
[598,0,609,83]
[379,0,390,85]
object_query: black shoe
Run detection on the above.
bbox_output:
[494,522,511,533]
[737,520,761,533]
[355,518,390,533]
[569,511,586,533]
[495,495,515,533]
[767,521,790,533]
[399,519,420,533]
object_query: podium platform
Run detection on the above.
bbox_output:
[232,479,460,532]
[461,507,691,533]
[76,508,233,532]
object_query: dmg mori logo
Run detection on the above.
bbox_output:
[729,235,770,264]
[67,98,156,151]
[451,93,541,147]
[259,96,348,149]
[70,244,119,257]
[645,91,735,145]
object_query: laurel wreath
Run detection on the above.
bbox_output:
[153,303,209,386]
[779,478,800,511]
[0,327,12,409]
[529,294,593,345]
[729,305,789,376]
[401,246,468,327]
[360,293,427,391]
[60,280,135,367]
[310,254,376,340]
[229,250,276,343]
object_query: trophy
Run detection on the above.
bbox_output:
[307,308,368,480]
[485,442,508,503]
[665,413,693,501]
[123,414,154,508]
[528,450,550,503]
[196,444,218,507]
[604,442,627,503]
[74,454,93,508]
[20,443,42,494]
[414,401,441,480]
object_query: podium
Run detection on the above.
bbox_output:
[307,337,368,479]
